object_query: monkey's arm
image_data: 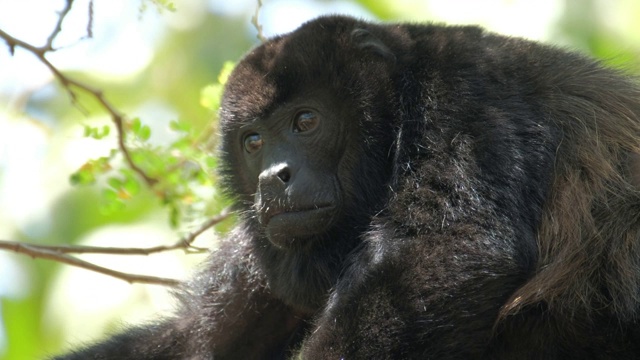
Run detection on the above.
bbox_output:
[298,117,543,358]
[54,226,301,360]
[298,224,528,359]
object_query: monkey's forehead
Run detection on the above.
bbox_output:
[219,16,404,122]
[218,15,534,130]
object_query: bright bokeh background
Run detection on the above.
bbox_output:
[0,0,639,358]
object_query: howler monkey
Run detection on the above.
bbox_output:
[55,16,640,359]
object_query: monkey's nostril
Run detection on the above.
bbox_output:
[277,167,291,183]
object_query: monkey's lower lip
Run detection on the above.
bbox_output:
[265,205,337,247]
[269,205,335,222]
[269,205,334,220]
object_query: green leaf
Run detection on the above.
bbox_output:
[166,171,181,185]
[196,170,211,184]
[100,125,111,138]
[217,61,235,85]
[200,84,223,111]
[169,205,180,228]
[107,177,123,189]
[131,118,142,133]
[69,168,95,185]
[123,177,140,196]
[146,0,177,12]
[139,125,151,141]
[83,125,93,137]
[170,137,191,151]
[102,188,118,202]
[169,120,191,133]
[204,156,217,169]
[145,152,166,175]
[100,189,125,214]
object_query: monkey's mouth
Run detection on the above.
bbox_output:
[267,204,333,221]
[263,204,337,248]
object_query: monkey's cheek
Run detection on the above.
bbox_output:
[265,206,337,248]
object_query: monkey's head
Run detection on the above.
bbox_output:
[218,16,398,250]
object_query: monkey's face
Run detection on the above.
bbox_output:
[218,17,397,252]
[236,95,348,248]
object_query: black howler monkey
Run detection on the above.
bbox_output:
[55,16,640,359]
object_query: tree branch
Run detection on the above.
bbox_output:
[0,9,157,187]
[45,0,75,51]
[251,0,266,42]
[3,208,230,256]
[0,240,180,286]
[0,1,233,287]
[0,209,230,285]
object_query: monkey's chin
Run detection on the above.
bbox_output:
[265,206,336,248]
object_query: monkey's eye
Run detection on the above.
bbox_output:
[243,133,263,153]
[293,111,319,133]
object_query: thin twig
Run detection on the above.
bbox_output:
[0,2,235,286]
[0,208,230,256]
[45,0,75,51]
[178,207,231,248]
[0,240,180,286]
[0,4,234,285]
[0,208,230,285]
[86,0,94,39]
[251,0,266,42]
[0,24,157,187]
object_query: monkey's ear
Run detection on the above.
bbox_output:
[351,28,396,64]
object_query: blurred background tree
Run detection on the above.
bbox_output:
[0,0,638,358]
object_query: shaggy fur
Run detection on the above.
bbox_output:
[56,16,640,359]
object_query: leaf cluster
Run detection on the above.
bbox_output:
[70,63,234,228]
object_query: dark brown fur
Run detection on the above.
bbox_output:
[505,65,640,318]
[55,16,640,359]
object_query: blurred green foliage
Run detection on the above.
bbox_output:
[0,5,251,359]
[69,60,231,228]
[0,1,639,359]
